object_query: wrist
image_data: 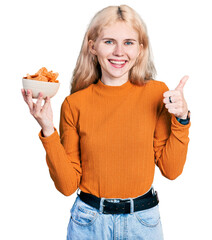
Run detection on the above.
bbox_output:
[179,111,189,120]
[179,115,187,120]
[42,127,55,137]
[176,110,191,125]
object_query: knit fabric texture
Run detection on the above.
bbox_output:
[38,79,191,198]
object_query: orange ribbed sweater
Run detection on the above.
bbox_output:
[38,79,191,198]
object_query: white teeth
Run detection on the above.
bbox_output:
[109,60,126,64]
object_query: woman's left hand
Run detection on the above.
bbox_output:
[163,76,189,119]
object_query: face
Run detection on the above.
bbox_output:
[89,21,143,82]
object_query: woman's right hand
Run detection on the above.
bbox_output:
[21,89,55,137]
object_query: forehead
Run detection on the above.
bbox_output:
[99,21,139,39]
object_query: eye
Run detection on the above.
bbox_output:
[105,40,113,44]
[125,41,133,45]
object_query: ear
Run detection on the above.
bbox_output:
[88,40,97,55]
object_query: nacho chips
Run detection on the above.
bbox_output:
[23,67,59,83]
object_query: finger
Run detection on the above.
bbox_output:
[21,88,30,101]
[165,102,179,109]
[26,89,34,110]
[21,89,27,102]
[163,95,180,104]
[34,92,44,114]
[167,108,178,115]
[163,90,181,98]
[175,75,189,91]
[41,96,51,112]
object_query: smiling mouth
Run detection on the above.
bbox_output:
[108,59,128,68]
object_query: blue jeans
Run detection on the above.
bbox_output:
[67,188,164,240]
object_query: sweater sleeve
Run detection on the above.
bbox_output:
[153,82,191,180]
[38,97,82,196]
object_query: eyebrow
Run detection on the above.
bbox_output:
[102,38,137,42]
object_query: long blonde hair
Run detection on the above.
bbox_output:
[70,5,156,94]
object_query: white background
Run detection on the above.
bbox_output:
[0,0,211,239]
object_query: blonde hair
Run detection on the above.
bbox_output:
[70,5,156,94]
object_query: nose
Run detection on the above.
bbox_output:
[113,43,124,57]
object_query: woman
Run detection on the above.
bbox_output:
[21,5,191,240]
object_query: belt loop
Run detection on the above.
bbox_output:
[151,185,156,196]
[99,197,105,214]
[129,198,134,214]
[76,188,80,196]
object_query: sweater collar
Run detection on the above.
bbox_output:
[94,79,133,96]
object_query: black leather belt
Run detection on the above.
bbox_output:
[78,188,159,214]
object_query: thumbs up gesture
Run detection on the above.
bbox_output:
[163,76,189,119]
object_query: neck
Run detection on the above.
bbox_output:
[95,78,133,97]
[101,74,129,86]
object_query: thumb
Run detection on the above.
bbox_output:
[175,75,189,91]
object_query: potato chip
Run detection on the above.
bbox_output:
[37,75,48,82]
[23,67,59,83]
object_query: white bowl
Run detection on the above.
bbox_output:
[22,78,60,99]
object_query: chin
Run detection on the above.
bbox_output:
[107,69,129,78]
